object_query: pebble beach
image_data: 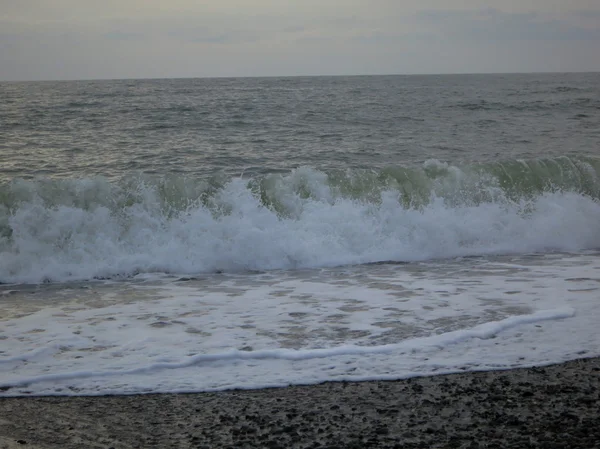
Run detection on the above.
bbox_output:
[1,357,599,449]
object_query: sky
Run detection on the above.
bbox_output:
[1,0,599,81]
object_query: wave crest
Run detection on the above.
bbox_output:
[1,156,600,284]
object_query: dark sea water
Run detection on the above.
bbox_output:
[1,73,599,180]
[1,73,600,396]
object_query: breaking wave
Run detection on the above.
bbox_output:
[1,156,600,284]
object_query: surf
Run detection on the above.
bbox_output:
[1,156,600,284]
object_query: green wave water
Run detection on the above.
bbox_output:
[1,156,599,216]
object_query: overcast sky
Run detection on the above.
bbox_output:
[1,0,599,81]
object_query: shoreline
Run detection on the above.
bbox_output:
[1,357,599,448]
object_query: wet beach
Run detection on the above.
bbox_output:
[1,357,599,449]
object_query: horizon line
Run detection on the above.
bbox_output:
[1,69,599,83]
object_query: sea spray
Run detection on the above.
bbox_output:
[1,156,600,284]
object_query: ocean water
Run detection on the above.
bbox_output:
[1,73,600,396]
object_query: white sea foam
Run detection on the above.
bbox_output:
[1,173,600,284]
[1,255,599,396]
[0,307,575,389]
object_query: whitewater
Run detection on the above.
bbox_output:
[1,73,600,396]
[3,158,600,284]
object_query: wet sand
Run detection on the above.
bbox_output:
[1,357,599,448]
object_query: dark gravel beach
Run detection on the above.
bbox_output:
[1,357,599,449]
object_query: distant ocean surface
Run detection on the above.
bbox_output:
[1,73,600,396]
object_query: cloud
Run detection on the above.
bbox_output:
[282,25,306,34]
[573,9,600,19]
[103,32,143,41]
[166,26,264,45]
[350,31,435,45]
[417,8,600,41]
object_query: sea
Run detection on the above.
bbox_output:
[1,72,599,396]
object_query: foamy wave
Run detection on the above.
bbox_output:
[0,307,575,392]
[1,159,600,284]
